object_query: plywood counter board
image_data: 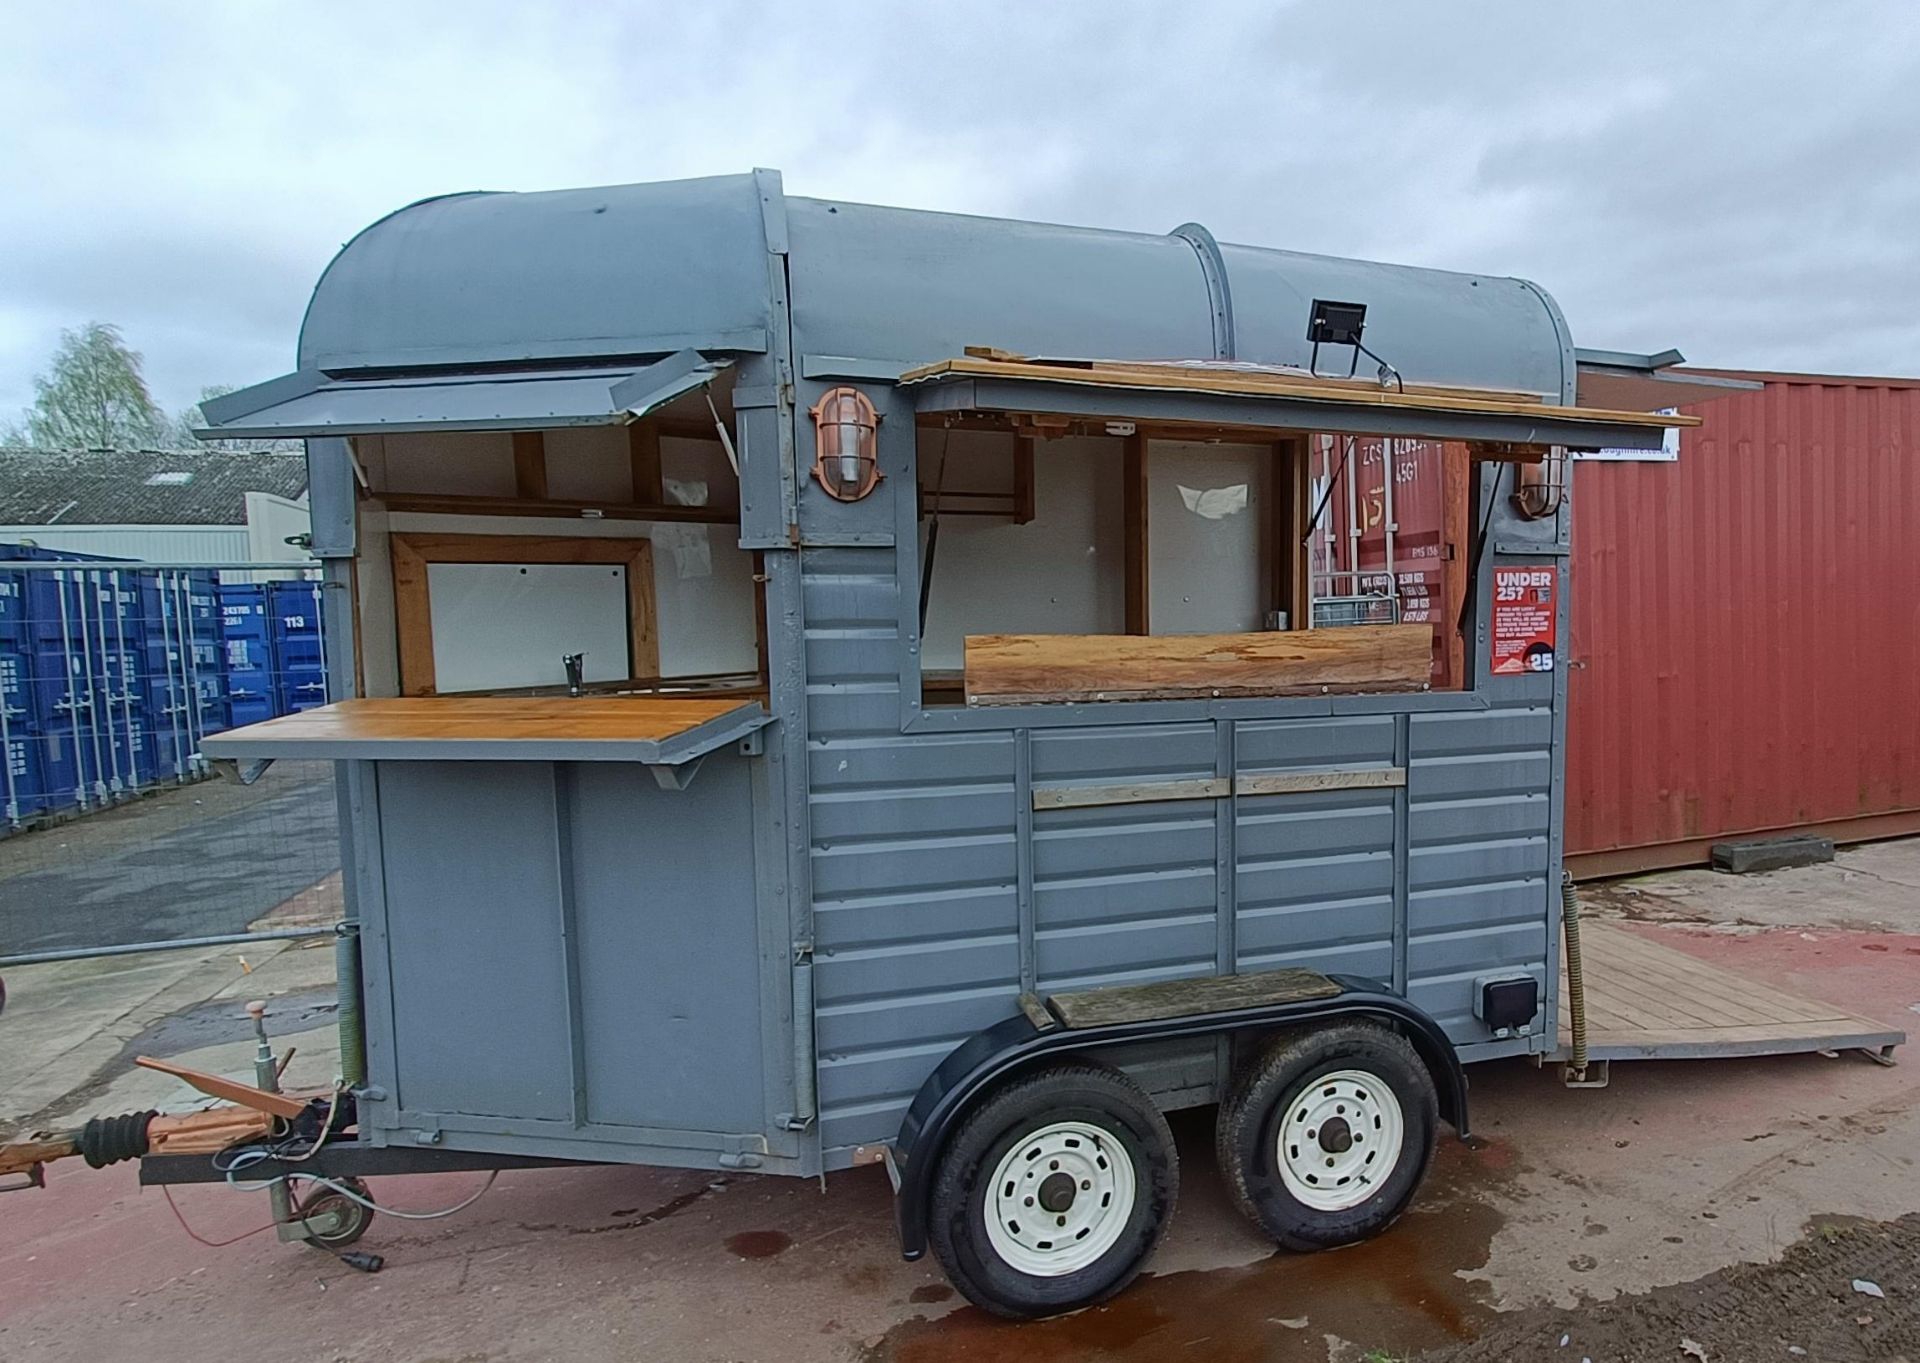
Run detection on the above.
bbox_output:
[964,624,1432,704]
[201,697,772,764]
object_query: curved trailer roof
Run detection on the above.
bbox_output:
[202,169,1742,442]
[294,173,1573,394]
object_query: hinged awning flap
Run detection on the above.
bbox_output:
[201,697,772,765]
[194,349,730,439]
[901,355,1701,451]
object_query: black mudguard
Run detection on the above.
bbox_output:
[889,975,1468,1260]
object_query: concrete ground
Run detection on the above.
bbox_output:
[0,760,339,955]
[2,842,1918,1362]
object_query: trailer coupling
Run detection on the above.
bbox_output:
[0,1063,350,1191]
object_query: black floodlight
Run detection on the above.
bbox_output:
[1307,299,1368,347]
[1306,297,1403,391]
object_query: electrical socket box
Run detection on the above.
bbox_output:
[1474,973,1540,1035]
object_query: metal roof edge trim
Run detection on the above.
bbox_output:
[302,326,770,374]
[195,369,327,432]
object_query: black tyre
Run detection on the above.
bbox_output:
[927,1061,1178,1319]
[1215,1022,1437,1251]
[296,1177,375,1249]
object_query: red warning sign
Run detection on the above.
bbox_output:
[1491,566,1557,675]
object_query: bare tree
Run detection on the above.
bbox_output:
[19,322,172,450]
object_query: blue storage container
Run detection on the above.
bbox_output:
[278,664,329,714]
[0,571,25,642]
[268,580,327,715]
[28,725,89,814]
[227,691,276,728]
[0,646,28,727]
[1,730,41,825]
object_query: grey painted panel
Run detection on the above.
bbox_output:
[1030,722,1216,781]
[1236,715,1395,768]
[1409,793,1550,845]
[1034,864,1217,929]
[804,627,900,681]
[1408,836,1551,891]
[1236,848,1394,909]
[1406,750,1553,800]
[807,682,906,738]
[1235,798,1395,862]
[377,762,572,1121]
[813,884,1017,948]
[1239,939,1395,980]
[568,759,764,1133]
[1036,913,1213,990]
[1409,878,1547,934]
[810,784,1012,842]
[1410,706,1553,757]
[1235,893,1394,957]
[814,933,1019,1002]
[808,733,1014,788]
[1409,921,1546,976]
[815,988,1016,1060]
[809,831,1015,898]
[1032,808,1217,880]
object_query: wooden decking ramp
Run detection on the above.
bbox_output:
[1555,920,1904,1063]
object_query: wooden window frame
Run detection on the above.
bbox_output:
[390,532,659,697]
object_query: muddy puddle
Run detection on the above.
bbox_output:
[865,1135,1517,1363]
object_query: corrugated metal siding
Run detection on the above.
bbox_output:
[1407,705,1554,1032]
[803,547,1023,1150]
[1567,377,1920,862]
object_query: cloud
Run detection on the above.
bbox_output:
[4,1,1917,420]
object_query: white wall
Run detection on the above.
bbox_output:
[0,523,249,562]
[242,492,314,579]
[1147,441,1271,634]
[920,434,1125,670]
[356,430,757,695]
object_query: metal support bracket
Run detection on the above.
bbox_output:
[1562,1059,1611,1088]
[648,756,706,791]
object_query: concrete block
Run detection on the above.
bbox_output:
[1711,835,1835,875]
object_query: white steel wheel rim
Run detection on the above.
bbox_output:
[1276,1067,1405,1212]
[983,1119,1137,1277]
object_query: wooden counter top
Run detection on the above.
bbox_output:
[202,696,773,765]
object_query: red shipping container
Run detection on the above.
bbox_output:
[1565,372,1920,875]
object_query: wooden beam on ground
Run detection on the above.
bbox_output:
[1123,433,1148,634]
[963,624,1433,705]
[512,431,549,500]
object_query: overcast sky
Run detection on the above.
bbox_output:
[4,3,1917,420]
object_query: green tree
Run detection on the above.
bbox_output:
[21,322,172,450]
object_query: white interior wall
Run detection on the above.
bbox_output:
[1148,441,1270,634]
[363,431,758,690]
[920,434,1124,671]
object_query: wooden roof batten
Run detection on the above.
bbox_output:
[900,351,1700,454]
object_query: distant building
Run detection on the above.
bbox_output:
[0,447,309,565]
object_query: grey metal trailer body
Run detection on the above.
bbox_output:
[189,169,1717,1314]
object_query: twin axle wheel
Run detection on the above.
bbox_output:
[926,1022,1439,1319]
